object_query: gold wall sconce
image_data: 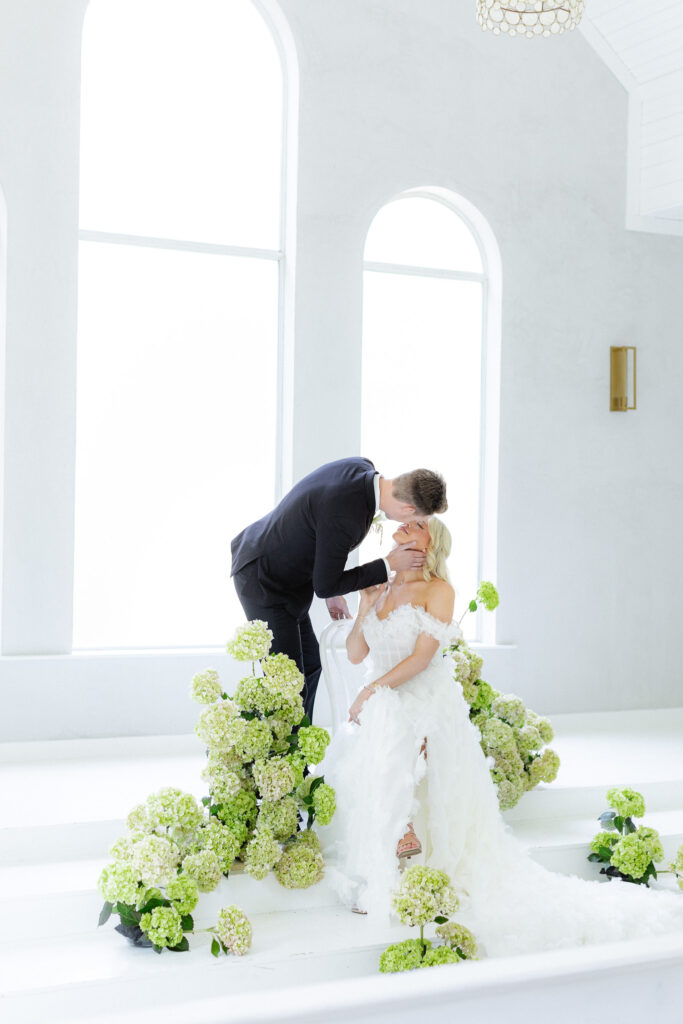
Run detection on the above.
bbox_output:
[610,346,636,411]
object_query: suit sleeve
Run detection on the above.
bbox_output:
[312,516,389,599]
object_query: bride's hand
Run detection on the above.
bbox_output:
[358,584,385,613]
[348,686,373,724]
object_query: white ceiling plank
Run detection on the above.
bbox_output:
[590,0,681,38]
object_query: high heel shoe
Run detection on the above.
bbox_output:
[396,823,422,860]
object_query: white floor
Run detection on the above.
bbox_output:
[2,708,683,1023]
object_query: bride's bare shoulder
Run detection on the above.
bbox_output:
[424,578,455,617]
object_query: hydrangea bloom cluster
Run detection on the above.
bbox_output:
[447,635,559,810]
[606,787,646,819]
[669,844,683,889]
[392,866,459,928]
[214,905,253,956]
[99,618,336,957]
[380,866,477,973]
[139,906,184,949]
[226,620,273,661]
[588,788,664,886]
[274,840,325,889]
[191,668,223,705]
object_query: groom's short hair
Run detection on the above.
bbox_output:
[392,469,447,516]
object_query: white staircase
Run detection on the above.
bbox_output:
[2,711,683,1023]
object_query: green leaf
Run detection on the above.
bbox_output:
[211,938,221,958]
[434,916,448,924]
[181,914,194,931]
[299,714,311,728]
[240,711,256,721]
[587,852,603,862]
[468,600,478,612]
[597,846,614,861]
[624,817,637,834]
[139,897,169,914]
[455,946,465,960]
[98,901,113,927]
[302,795,313,806]
[116,903,141,927]
[613,815,624,832]
[153,945,164,955]
[598,810,617,830]
[169,936,190,952]
[201,796,211,806]
[309,777,324,795]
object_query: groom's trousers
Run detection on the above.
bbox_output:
[233,573,322,724]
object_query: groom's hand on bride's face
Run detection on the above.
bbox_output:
[387,541,427,573]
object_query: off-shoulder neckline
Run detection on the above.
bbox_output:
[371,602,457,633]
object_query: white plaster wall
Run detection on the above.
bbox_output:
[1,0,683,739]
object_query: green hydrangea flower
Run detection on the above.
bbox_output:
[421,945,462,967]
[181,849,222,892]
[289,828,321,852]
[492,767,526,810]
[146,788,203,833]
[636,826,664,862]
[126,803,152,833]
[244,827,282,880]
[590,830,621,855]
[226,620,273,661]
[236,719,273,762]
[312,783,336,825]
[379,938,431,973]
[610,833,652,879]
[98,861,143,905]
[195,700,241,751]
[191,669,223,705]
[252,756,296,802]
[257,796,300,842]
[491,695,526,729]
[284,752,307,788]
[435,921,478,959]
[536,748,560,783]
[201,818,241,873]
[476,581,500,611]
[216,905,252,956]
[392,865,458,928]
[515,724,542,757]
[526,710,554,744]
[606,787,645,819]
[471,678,494,710]
[297,726,331,766]
[130,835,181,887]
[670,844,683,877]
[165,874,199,915]
[202,764,244,804]
[262,653,305,691]
[140,905,184,949]
[274,843,325,889]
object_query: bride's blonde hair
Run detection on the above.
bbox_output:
[423,517,452,583]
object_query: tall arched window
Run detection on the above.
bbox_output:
[360,189,500,641]
[75,0,284,649]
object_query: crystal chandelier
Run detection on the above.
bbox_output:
[477,1,585,37]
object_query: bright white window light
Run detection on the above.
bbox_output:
[361,195,485,635]
[74,0,282,649]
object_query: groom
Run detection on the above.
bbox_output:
[230,457,447,721]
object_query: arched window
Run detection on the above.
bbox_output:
[360,189,501,642]
[74,0,284,649]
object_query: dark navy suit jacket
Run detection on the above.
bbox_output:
[230,457,389,616]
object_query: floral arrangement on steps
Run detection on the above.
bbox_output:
[447,582,560,811]
[588,787,683,888]
[97,619,337,954]
[379,866,478,972]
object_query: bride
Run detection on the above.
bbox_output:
[318,517,683,956]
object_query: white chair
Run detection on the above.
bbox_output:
[318,619,369,734]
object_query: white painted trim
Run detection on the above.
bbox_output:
[78,229,281,262]
[364,261,485,283]
[254,0,299,501]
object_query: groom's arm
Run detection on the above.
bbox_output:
[312,517,388,600]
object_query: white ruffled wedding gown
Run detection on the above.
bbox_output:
[318,603,683,957]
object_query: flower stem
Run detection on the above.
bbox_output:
[420,924,425,957]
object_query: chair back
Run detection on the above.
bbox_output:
[318,619,368,734]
